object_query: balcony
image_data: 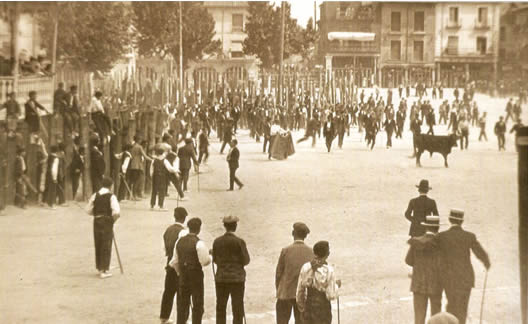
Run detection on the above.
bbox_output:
[446,18,462,30]
[474,19,490,30]
[328,40,380,54]
[0,76,54,118]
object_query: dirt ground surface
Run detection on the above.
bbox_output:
[0,91,525,324]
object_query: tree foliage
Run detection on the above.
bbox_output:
[38,2,132,72]
[132,2,220,67]
[243,2,316,70]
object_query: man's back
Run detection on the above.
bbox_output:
[276,241,313,300]
[437,226,490,290]
[163,223,184,264]
[405,195,438,237]
[130,143,145,170]
[213,232,250,283]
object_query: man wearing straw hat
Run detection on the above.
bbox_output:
[436,209,491,324]
[406,215,443,324]
[405,180,439,238]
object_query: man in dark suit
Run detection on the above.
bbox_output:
[436,209,491,324]
[159,207,188,324]
[25,90,48,135]
[212,215,251,324]
[275,222,313,324]
[70,145,84,200]
[64,85,81,136]
[90,138,106,194]
[220,118,234,154]
[405,215,443,324]
[178,138,199,192]
[226,139,243,191]
[405,180,439,238]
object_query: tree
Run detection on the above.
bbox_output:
[39,2,133,72]
[243,2,305,70]
[132,2,220,67]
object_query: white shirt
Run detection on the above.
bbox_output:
[89,97,104,113]
[149,156,179,177]
[169,232,212,275]
[121,155,130,174]
[85,188,120,216]
[50,154,59,181]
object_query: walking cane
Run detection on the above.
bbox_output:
[112,231,124,274]
[479,270,489,324]
[197,164,200,193]
[119,173,136,203]
[337,295,341,324]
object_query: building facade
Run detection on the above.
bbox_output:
[499,3,528,89]
[187,1,258,97]
[318,2,382,87]
[379,2,436,88]
[434,3,501,88]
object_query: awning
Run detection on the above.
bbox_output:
[328,32,376,42]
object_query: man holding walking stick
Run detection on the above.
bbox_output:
[85,176,121,279]
[436,209,491,324]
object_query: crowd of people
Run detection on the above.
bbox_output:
[1,79,525,324]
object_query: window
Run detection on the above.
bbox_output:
[477,37,487,54]
[478,7,488,25]
[391,40,401,60]
[391,12,401,32]
[230,41,244,58]
[447,36,458,55]
[232,14,243,32]
[449,7,459,23]
[414,11,425,32]
[336,2,353,19]
[500,26,506,41]
[414,41,424,61]
[499,48,506,59]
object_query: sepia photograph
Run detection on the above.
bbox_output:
[0,1,527,323]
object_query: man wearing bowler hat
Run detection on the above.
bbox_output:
[405,180,439,238]
[406,215,443,324]
[275,222,314,324]
[436,209,491,324]
[212,215,251,324]
[159,207,189,324]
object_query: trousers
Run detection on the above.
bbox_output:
[93,217,113,271]
[445,288,471,324]
[177,271,204,324]
[160,266,179,320]
[216,282,245,324]
[413,292,442,324]
[229,167,243,190]
[276,298,303,324]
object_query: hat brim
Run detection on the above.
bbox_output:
[416,185,432,190]
[449,215,464,221]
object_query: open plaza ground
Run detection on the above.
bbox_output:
[0,91,525,323]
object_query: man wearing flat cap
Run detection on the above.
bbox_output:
[159,207,188,324]
[406,215,443,324]
[436,209,490,324]
[275,222,314,324]
[212,215,251,324]
[405,180,439,238]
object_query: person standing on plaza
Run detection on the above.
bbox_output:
[45,145,60,210]
[14,147,28,209]
[457,117,469,150]
[85,176,120,279]
[197,126,209,164]
[296,116,318,147]
[504,98,514,124]
[90,137,105,193]
[178,138,199,193]
[129,135,151,199]
[323,116,336,153]
[226,139,243,191]
[405,180,439,238]
[275,222,313,324]
[494,116,507,151]
[296,241,340,324]
[159,207,188,324]
[478,112,488,142]
[172,217,212,324]
[150,147,179,211]
[212,215,251,324]
[405,216,443,324]
[436,209,491,324]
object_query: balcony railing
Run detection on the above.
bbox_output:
[474,18,490,30]
[446,18,462,29]
[0,76,54,119]
[328,41,380,53]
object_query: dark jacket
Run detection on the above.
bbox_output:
[90,146,105,179]
[178,143,198,170]
[405,195,439,237]
[212,232,250,283]
[436,226,490,291]
[405,233,443,295]
[164,223,185,265]
[226,146,240,169]
[275,241,313,300]
[70,148,84,176]
[25,99,47,133]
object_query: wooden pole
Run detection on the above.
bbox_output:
[51,3,59,76]
[179,1,184,109]
[279,1,285,106]
[519,126,528,324]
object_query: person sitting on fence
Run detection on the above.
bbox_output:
[64,85,81,136]
[1,92,21,137]
[25,90,49,140]
[89,91,113,144]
